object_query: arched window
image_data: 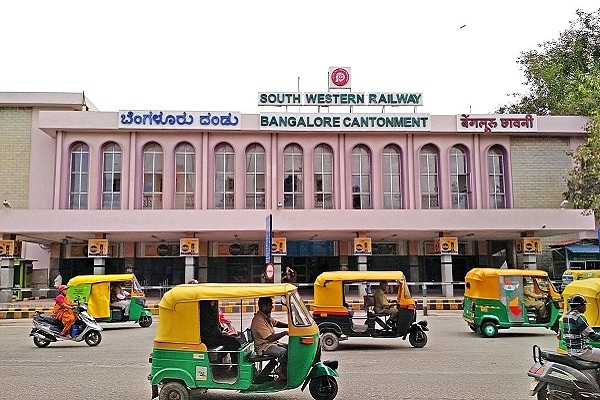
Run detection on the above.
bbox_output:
[283,144,303,209]
[313,144,333,209]
[69,143,89,209]
[102,143,121,210]
[175,143,195,209]
[143,143,163,209]
[488,146,506,209]
[382,145,402,209]
[450,146,470,209]
[420,145,439,209]
[351,145,371,209]
[246,143,265,209]
[215,143,235,209]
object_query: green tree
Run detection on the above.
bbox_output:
[498,9,600,216]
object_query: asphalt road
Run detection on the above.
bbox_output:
[0,310,557,400]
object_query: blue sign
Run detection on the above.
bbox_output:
[265,214,272,264]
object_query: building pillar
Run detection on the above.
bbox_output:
[184,256,195,283]
[274,255,282,283]
[408,240,419,283]
[523,254,537,270]
[357,255,367,271]
[93,258,106,275]
[441,254,454,298]
[0,258,14,302]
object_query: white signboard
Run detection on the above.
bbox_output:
[119,110,241,130]
[260,113,430,131]
[258,92,423,107]
[457,114,537,133]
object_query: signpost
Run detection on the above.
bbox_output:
[265,214,272,264]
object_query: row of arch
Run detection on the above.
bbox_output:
[68,140,508,210]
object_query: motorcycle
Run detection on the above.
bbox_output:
[219,308,237,336]
[29,302,103,347]
[528,344,600,399]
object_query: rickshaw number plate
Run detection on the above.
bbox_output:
[196,366,208,381]
[529,378,539,391]
[193,353,205,360]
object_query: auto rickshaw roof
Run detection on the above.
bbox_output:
[464,268,549,299]
[159,283,298,310]
[67,273,136,286]
[562,278,600,326]
[314,271,406,287]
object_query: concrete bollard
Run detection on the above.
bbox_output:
[422,284,428,316]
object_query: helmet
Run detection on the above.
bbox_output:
[568,294,587,308]
[187,279,199,284]
[57,284,68,293]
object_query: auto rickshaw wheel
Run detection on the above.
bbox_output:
[408,330,427,348]
[159,381,190,400]
[139,316,153,328]
[33,337,51,348]
[480,322,498,338]
[309,375,338,400]
[320,332,339,351]
[84,330,102,346]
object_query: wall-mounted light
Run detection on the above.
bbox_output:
[2,199,11,209]
[277,201,283,208]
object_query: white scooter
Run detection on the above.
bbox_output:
[29,302,103,347]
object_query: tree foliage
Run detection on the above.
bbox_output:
[497,9,600,116]
[497,9,600,217]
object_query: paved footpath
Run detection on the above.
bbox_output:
[0,294,463,319]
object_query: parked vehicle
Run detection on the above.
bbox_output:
[528,344,600,399]
[67,273,153,327]
[29,301,103,347]
[149,283,339,400]
[312,271,428,351]
[562,269,600,291]
[557,278,600,352]
[463,268,562,337]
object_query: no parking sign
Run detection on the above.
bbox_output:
[265,262,274,281]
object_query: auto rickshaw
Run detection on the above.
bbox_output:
[561,269,600,291]
[312,271,428,351]
[557,278,600,352]
[67,273,153,328]
[463,268,562,337]
[149,283,339,400]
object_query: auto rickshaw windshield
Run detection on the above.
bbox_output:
[289,291,313,326]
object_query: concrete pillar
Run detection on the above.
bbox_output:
[408,240,419,282]
[274,255,282,283]
[357,255,367,271]
[0,258,14,302]
[93,258,106,275]
[441,254,454,298]
[184,256,195,283]
[523,254,537,270]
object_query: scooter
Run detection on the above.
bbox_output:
[528,344,600,399]
[29,302,103,347]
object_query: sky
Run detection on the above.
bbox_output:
[2,1,597,115]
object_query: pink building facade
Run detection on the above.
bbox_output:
[0,92,596,297]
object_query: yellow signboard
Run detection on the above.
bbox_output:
[434,237,458,255]
[88,239,109,257]
[0,240,15,257]
[516,238,541,254]
[180,238,199,256]
[353,238,372,255]
[272,238,287,255]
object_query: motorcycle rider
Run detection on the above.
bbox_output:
[53,284,77,338]
[563,294,600,362]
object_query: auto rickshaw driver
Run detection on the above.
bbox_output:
[523,277,549,321]
[374,280,399,326]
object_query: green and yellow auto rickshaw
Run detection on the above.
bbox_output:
[67,273,153,328]
[557,278,600,352]
[463,268,562,337]
[149,283,339,400]
[312,271,428,351]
